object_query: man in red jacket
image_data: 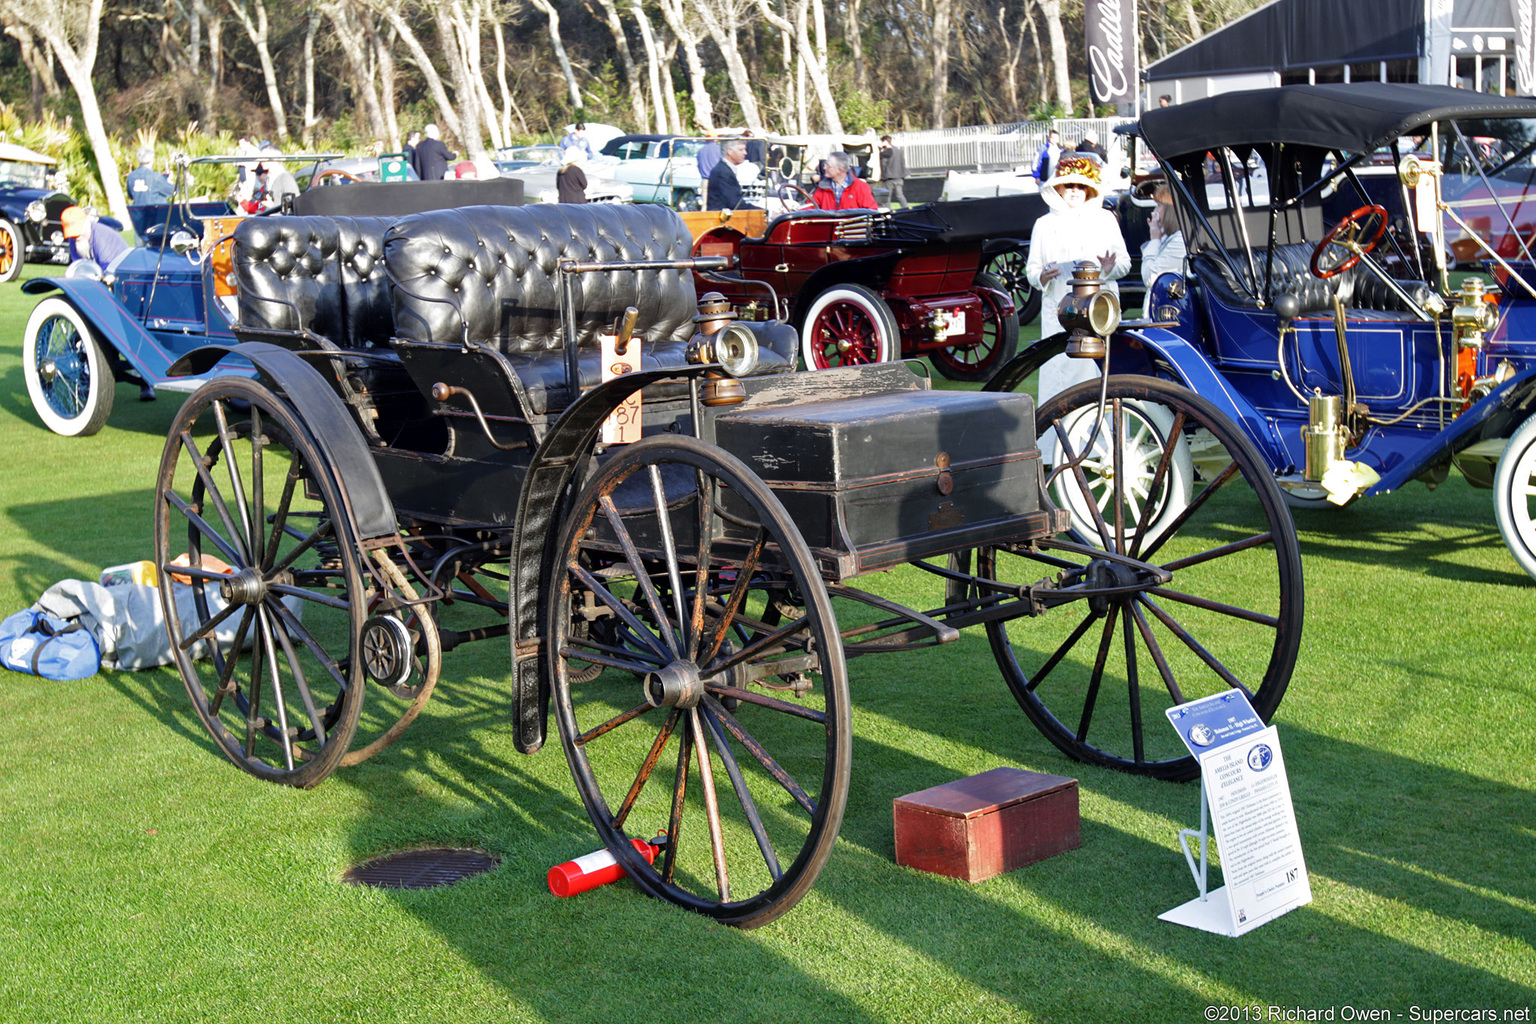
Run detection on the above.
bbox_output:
[811,152,877,210]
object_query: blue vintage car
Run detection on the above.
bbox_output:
[990,82,1536,581]
[18,157,524,437]
[0,142,121,284]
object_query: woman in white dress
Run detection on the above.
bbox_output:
[1025,155,1131,408]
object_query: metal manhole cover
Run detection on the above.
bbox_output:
[343,848,500,890]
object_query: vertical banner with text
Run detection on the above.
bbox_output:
[1086,0,1137,110]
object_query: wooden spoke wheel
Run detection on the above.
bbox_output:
[547,435,849,928]
[982,376,1303,780]
[0,218,23,283]
[154,378,367,788]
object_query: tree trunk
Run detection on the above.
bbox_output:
[1023,0,1045,109]
[657,0,712,131]
[930,0,952,128]
[206,10,222,131]
[370,17,400,150]
[227,0,289,141]
[381,4,467,145]
[528,0,583,113]
[592,0,647,129]
[491,21,528,138]
[324,1,388,144]
[844,0,864,95]
[692,0,763,130]
[630,0,667,133]
[301,6,319,147]
[15,0,130,225]
[753,0,840,134]
[1040,0,1071,114]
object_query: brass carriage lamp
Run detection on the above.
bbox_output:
[1057,261,1121,360]
[686,291,760,405]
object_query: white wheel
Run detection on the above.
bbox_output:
[1045,397,1194,549]
[0,218,23,283]
[23,296,116,436]
[1493,413,1536,581]
[799,284,899,369]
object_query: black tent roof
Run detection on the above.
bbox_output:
[1146,0,1423,81]
[1126,83,1536,159]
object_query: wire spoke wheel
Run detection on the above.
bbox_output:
[548,435,849,928]
[23,297,115,436]
[154,378,366,788]
[983,376,1303,780]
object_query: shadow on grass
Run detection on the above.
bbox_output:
[0,364,184,441]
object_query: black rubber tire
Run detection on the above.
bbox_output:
[154,377,367,788]
[23,296,116,436]
[547,435,850,928]
[983,375,1304,780]
[932,271,1021,382]
[984,248,1042,326]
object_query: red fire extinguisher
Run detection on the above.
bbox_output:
[547,835,664,898]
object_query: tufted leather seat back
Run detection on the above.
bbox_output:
[384,204,697,352]
[233,215,396,348]
[1195,243,1431,318]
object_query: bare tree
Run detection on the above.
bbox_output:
[691,0,763,130]
[226,0,289,141]
[4,0,129,224]
[657,0,711,130]
[930,0,952,127]
[322,0,388,143]
[1039,0,1070,113]
[751,0,841,134]
[629,0,668,133]
[528,0,583,112]
[589,0,647,128]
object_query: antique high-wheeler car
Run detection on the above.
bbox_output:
[148,191,1303,927]
[991,83,1536,582]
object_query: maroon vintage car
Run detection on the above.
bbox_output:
[686,195,1042,381]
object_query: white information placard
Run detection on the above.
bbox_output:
[1160,692,1312,936]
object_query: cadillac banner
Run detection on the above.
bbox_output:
[1086,0,1137,107]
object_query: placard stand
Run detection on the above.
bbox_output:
[1177,778,1211,901]
[1159,691,1312,937]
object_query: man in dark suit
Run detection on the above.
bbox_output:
[706,139,758,211]
[414,124,454,182]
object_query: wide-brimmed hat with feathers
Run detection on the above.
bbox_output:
[1042,155,1106,210]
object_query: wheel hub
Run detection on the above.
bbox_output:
[644,660,705,708]
[1086,558,1145,616]
[39,357,57,384]
[360,615,415,688]
[219,567,268,606]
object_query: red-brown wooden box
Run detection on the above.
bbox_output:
[893,767,1081,882]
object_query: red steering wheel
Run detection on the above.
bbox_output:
[1310,204,1389,278]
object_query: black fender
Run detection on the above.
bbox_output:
[983,332,1070,392]
[790,251,905,326]
[509,364,719,755]
[167,342,397,541]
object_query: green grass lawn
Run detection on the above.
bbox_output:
[0,269,1531,1022]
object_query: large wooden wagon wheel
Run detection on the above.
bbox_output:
[154,378,367,788]
[981,376,1304,781]
[546,435,850,928]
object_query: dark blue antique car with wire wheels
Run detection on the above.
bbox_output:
[150,190,1303,927]
[988,83,1536,582]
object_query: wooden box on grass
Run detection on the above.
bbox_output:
[893,767,1080,883]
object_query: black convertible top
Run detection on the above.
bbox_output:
[1127,83,1536,160]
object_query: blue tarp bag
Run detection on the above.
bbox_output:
[0,609,101,681]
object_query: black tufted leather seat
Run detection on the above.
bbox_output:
[384,203,795,415]
[1194,243,1433,321]
[233,215,396,349]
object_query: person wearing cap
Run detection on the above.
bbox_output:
[126,146,174,205]
[557,147,588,203]
[414,124,454,182]
[1024,155,1130,408]
[1076,129,1107,163]
[61,206,129,273]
